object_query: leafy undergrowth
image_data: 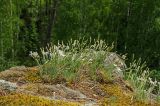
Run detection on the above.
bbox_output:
[0,93,80,106]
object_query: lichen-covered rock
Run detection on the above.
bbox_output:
[104,52,126,70]
[0,93,80,106]
[0,80,17,91]
[0,66,40,83]
[104,52,126,79]
[17,83,87,100]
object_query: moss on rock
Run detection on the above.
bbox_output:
[0,93,80,106]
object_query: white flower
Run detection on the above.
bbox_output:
[29,51,39,58]
[116,67,122,72]
[149,77,152,83]
[137,77,146,82]
[58,50,66,57]
[149,77,157,85]
[65,46,69,50]
[113,64,117,67]
[29,51,32,56]
[80,54,83,59]
[82,59,85,61]
[41,49,45,55]
[142,70,147,77]
[72,54,76,61]
[89,58,93,62]
[122,55,126,59]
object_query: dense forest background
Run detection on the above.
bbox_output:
[0,0,160,79]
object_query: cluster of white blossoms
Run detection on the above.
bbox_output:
[149,77,158,86]
[29,51,39,58]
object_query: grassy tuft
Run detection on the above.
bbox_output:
[125,59,160,103]
[30,38,114,83]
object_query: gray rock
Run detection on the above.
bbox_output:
[56,84,87,99]
[104,52,127,78]
[0,80,17,91]
[104,52,126,70]
[83,101,98,106]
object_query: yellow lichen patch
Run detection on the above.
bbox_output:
[18,83,39,92]
[100,84,159,106]
[24,67,42,83]
[0,93,80,106]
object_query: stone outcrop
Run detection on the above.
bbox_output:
[104,52,126,79]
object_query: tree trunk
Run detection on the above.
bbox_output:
[45,0,59,46]
[10,0,14,61]
[125,0,132,52]
[0,21,3,58]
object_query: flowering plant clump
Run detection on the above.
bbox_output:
[125,59,160,103]
[29,38,114,82]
